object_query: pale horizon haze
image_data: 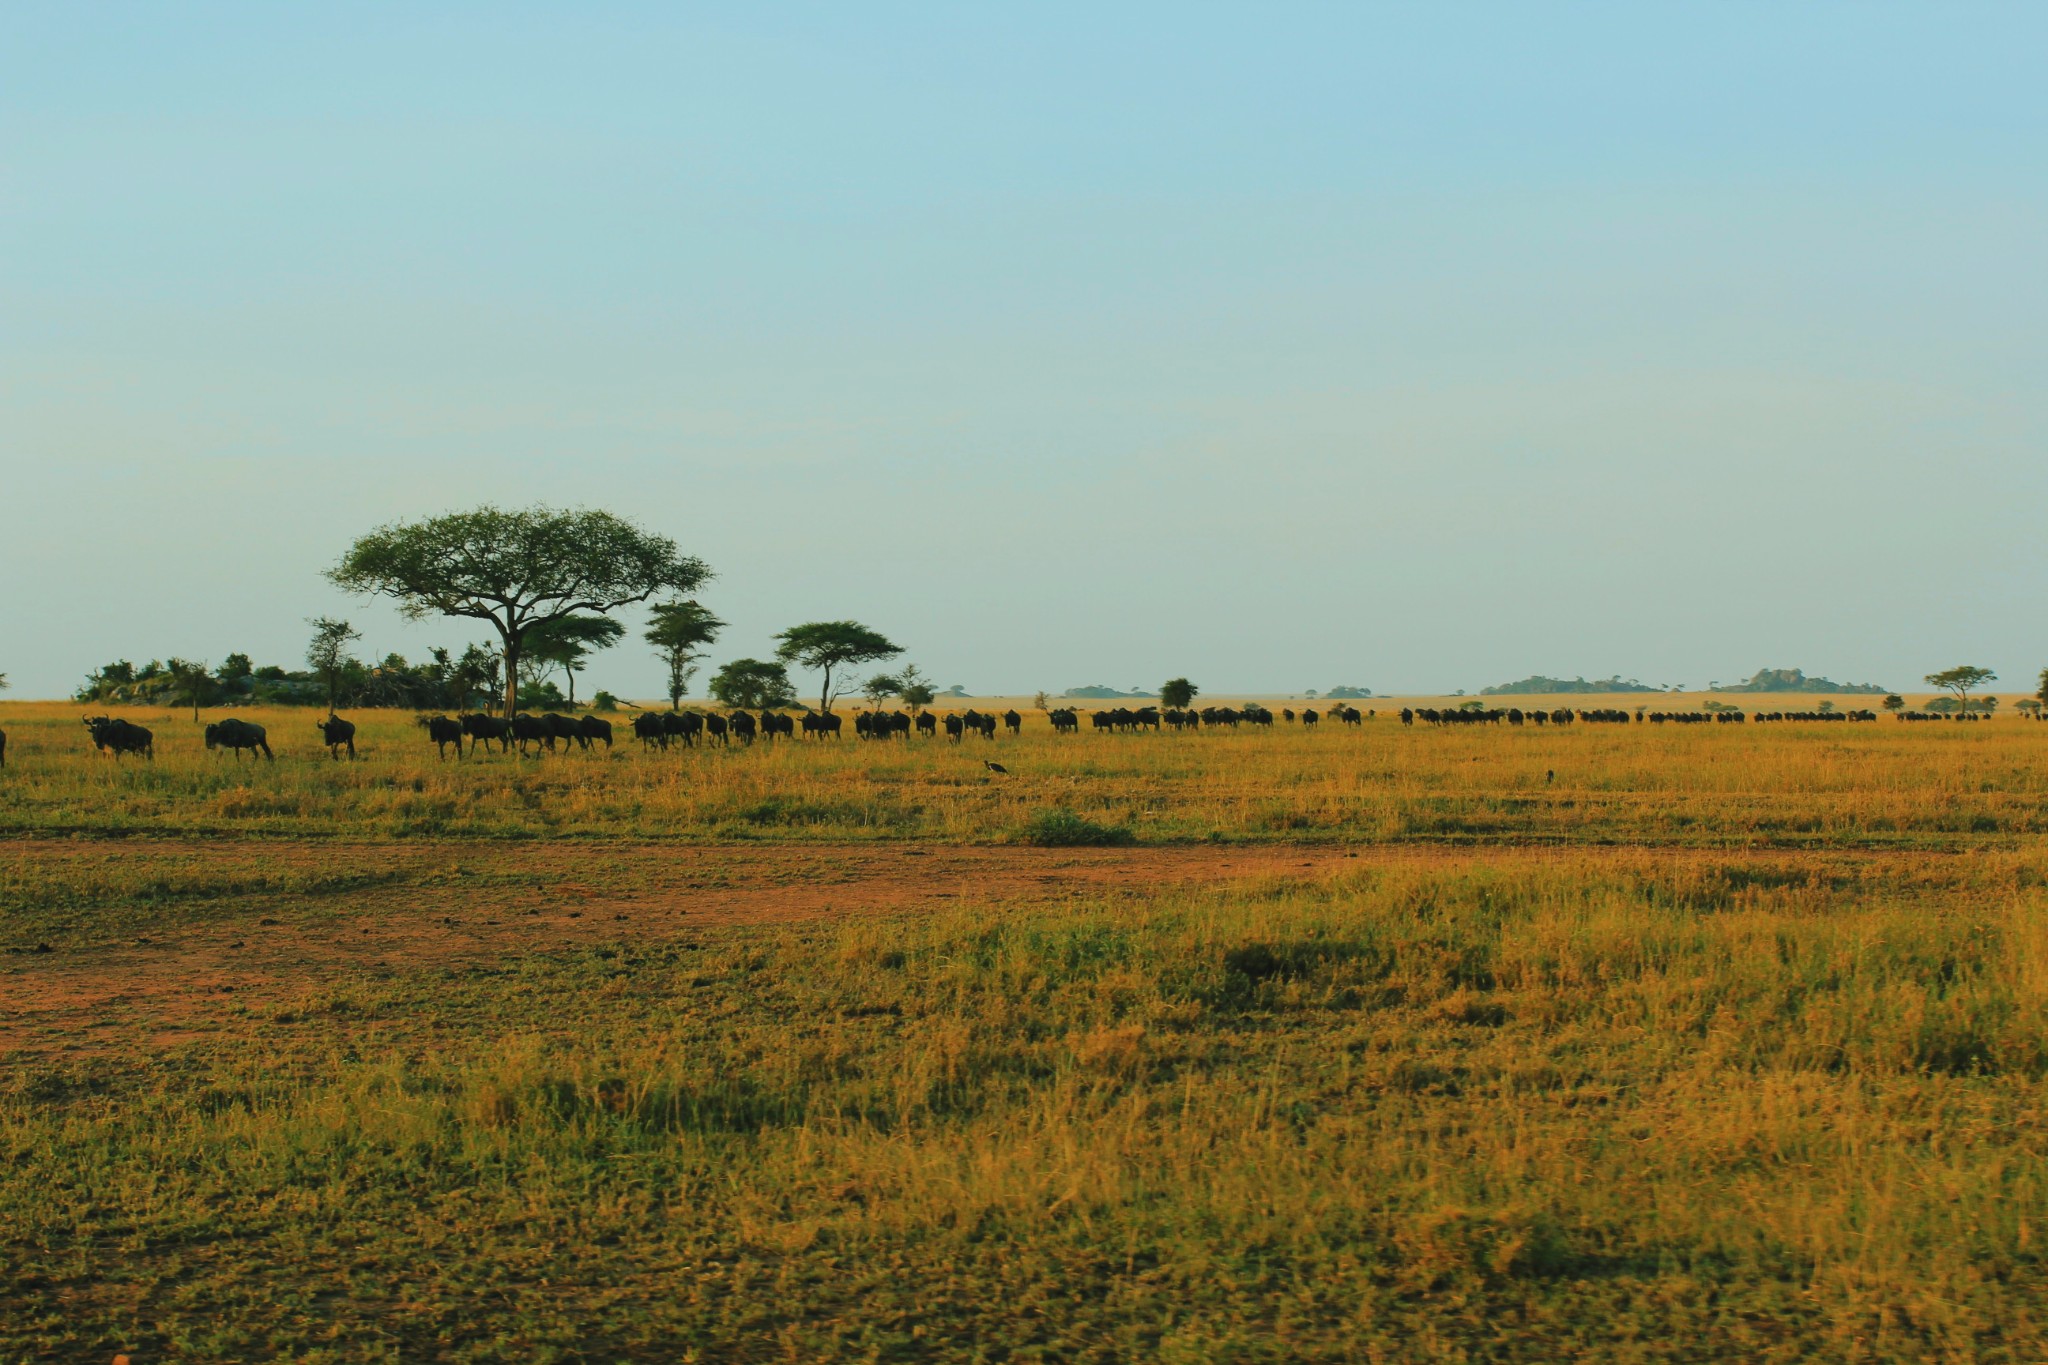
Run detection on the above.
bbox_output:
[4,6,2043,700]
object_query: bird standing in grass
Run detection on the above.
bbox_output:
[984,760,1009,775]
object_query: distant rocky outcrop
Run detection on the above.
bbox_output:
[1061,685,1158,700]
[1714,668,1887,695]
[1480,675,1662,696]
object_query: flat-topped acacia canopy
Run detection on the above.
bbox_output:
[328,506,709,716]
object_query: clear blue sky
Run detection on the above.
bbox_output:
[4,4,2043,698]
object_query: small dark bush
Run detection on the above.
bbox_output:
[1021,810,1134,847]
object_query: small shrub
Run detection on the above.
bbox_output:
[1021,809,1133,847]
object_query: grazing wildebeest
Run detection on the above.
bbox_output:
[510,714,549,755]
[84,716,155,760]
[1283,709,1296,722]
[1301,708,1319,727]
[703,712,729,745]
[205,717,273,761]
[1049,708,1079,734]
[575,716,613,751]
[974,713,997,740]
[944,713,964,742]
[632,713,666,750]
[729,711,757,744]
[417,714,464,759]
[1002,709,1022,736]
[461,713,511,754]
[317,714,357,760]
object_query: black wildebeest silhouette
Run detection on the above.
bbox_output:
[762,711,794,741]
[461,713,511,754]
[575,716,613,751]
[801,711,842,739]
[703,712,729,745]
[418,715,464,759]
[915,711,937,737]
[205,718,273,761]
[509,714,549,755]
[0,727,8,766]
[1002,709,1022,736]
[632,713,666,750]
[317,715,357,760]
[661,711,703,748]
[944,713,964,742]
[729,711,757,744]
[84,715,154,759]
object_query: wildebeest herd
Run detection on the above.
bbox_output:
[1399,706,1883,726]
[17,700,1994,767]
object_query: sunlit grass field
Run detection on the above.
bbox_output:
[5,698,2047,1360]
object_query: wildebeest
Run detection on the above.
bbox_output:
[205,717,273,761]
[1301,708,1319,727]
[729,711,757,744]
[661,711,703,748]
[461,713,512,754]
[915,711,937,737]
[801,711,842,739]
[1049,708,1079,734]
[510,714,549,755]
[703,712,730,745]
[632,712,667,750]
[1002,709,1022,736]
[417,714,464,759]
[540,713,579,751]
[944,713,965,742]
[761,711,794,741]
[83,715,154,760]
[317,714,357,760]
[575,716,613,750]
[0,727,6,766]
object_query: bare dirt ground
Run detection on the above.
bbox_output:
[3,840,1362,1058]
[0,838,1942,1060]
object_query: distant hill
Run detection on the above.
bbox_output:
[1481,675,1662,696]
[1714,668,1887,695]
[1323,685,1373,699]
[1061,685,1157,700]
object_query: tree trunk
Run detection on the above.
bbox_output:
[820,664,832,716]
[503,635,522,718]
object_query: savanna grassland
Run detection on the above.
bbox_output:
[4,700,2048,1362]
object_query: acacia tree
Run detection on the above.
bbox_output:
[895,665,937,715]
[645,601,726,710]
[709,658,797,710]
[329,507,709,717]
[306,618,361,712]
[1882,694,1905,718]
[860,672,904,710]
[165,658,214,722]
[773,621,902,714]
[1161,677,1198,709]
[1925,665,1996,712]
[521,614,625,708]
[2037,667,2048,710]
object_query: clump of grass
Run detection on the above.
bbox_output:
[1020,808,1134,846]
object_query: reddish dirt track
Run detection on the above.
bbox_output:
[3,840,1377,1058]
[0,838,1943,1060]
